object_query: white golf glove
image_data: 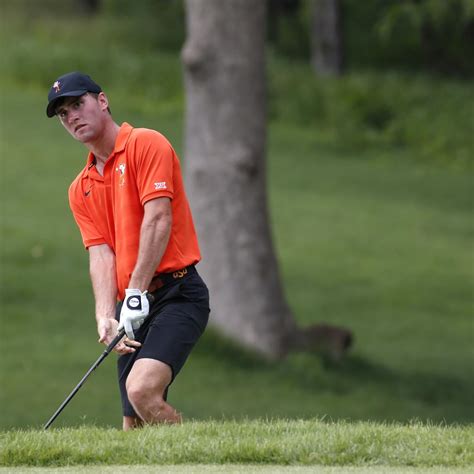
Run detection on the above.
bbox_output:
[118,289,150,340]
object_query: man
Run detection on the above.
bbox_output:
[46,71,210,430]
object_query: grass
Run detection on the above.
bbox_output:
[1,73,473,430]
[0,1,473,438]
[1,86,472,430]
[2,469,473,474]
[1,420,473,468]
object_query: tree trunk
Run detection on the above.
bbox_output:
[310,0,344,76]
[182,0,352,360]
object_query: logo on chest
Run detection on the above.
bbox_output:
[115,163,126,187]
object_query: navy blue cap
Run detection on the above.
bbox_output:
[46,72,102,117]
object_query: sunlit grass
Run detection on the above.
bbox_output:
[1,421,473,467]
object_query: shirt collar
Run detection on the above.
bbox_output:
[84,122,133,178]
[113,122,133,154]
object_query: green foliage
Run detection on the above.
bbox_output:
[7,2,472,169]
[1,0,185,56]
[268,0,474,76]
[1,421,473,467]
[376,0,474,76]
[269,56,473,168]
[102,0,185,51]
[0,13,184,113]
[267,0,312,58]
[3,0,473,75]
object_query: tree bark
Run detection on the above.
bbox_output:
[182,0,352,360]
[310,0,344,76]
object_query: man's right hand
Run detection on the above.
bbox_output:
[97,318,141,355]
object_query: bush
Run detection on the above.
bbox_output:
[1,2,471,169]
[269,57,473,167]
[269,0,474,76]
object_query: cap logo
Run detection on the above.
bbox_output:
[53,81,61,93]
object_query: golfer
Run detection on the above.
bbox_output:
[46,71,210,430]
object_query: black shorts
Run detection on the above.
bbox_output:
[115,266,210,417]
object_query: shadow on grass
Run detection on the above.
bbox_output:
[195,330,474,424]
[318,355,474,411]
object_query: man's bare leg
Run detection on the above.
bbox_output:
[126,358,182,425]
[123,415,144,431]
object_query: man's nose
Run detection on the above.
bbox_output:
[68,110,80,125]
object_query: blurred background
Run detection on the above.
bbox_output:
[0,0,473,429]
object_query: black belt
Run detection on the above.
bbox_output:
[148,265,196,292]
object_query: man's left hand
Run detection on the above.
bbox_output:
[118,289,150,339]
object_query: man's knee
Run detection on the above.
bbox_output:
[126,378,164,408]
[125,359,171,411]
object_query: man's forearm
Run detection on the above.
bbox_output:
[89,244,118,322]
[129,199,172,291]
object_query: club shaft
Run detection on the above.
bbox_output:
[43,329,125,430]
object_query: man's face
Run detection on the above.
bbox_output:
[56,93,109,143]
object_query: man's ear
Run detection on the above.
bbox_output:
[97,92,109,112]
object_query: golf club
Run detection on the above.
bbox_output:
[43,328,126,430]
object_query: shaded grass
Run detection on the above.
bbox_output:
[1,421,473,467]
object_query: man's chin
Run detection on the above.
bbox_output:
[75,131,96,144]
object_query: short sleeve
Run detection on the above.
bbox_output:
[68,181,106,249]
[133,130,175,205]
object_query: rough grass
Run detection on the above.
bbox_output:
[1,421,473,468]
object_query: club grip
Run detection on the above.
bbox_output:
[105,327,126,354]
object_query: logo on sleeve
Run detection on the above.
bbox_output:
[154,182,167,190]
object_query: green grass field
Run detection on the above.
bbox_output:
[0,5,473,472]
[1,83,472,430]
[2,469,473,474]
[1,421,473,469]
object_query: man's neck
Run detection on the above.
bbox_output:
[87,120,121,171]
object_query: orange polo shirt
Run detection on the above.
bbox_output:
[69,122,201,300]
